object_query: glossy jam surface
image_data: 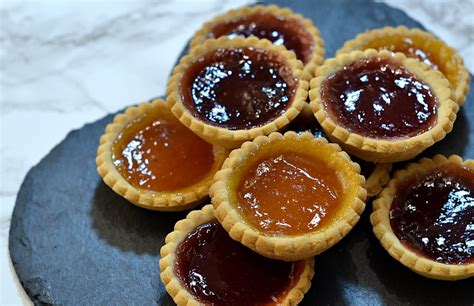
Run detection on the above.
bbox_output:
[361,34,459,86]
[390,164,474,264]
[321,57,437,139]
[112,113,214,192]
[175,221,304,305]
[181,48,297,130]
[208,12,314,64]
[237,151,343,235]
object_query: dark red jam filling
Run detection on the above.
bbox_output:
[390,163,474,264]
[321,57,437,139]
[208,12,314,64]
[181,47,297,130]
[174,221,304,305]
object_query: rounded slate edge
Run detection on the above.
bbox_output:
[8,0,474,305]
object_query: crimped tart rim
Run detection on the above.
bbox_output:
[210,131,367,261]
[365,163,392,197]
[96,98,228,211]
[309,49,459,163]
[167,36,309,149]
[336,25,470,105]
[370,154,474,280]
[189,4,325,76]
[159,204,315,306]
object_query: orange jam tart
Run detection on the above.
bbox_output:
[337,26,470,105]
[168,37,308,149]
[112,111,214,192]
[189,5,325,74]
[96,99,227,211]
[160,205,315,306]
[210,132,366,260]
[310,49,458,163]
[236,151,343,235]
[371,155,474,280]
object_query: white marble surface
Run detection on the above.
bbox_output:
[0,0,472,304]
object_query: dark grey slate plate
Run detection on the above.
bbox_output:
[9,0,474,305]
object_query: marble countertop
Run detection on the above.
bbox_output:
[1,0,472,304]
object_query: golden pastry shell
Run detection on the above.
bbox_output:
[167,36,309,149]
[309,49,459,163]
[210,131,367,261]
[365,163,392,197]
[189,4,325,76]
[336,26,470,105]
[371,154,474,280]
[159,204,315,306]
[96,98,228,211]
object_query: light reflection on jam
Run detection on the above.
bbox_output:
[390,164,474,264]
[180,48,297,130]
[321,57,437,139]
[112,114,214,192]
[208,12,314,64]
[237,151,342,235]
[175,221,304,305]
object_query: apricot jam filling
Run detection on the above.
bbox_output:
[207,12,314,64]
[390,163,474,265]
[321,57,437,139]
[180,47,297,130]
[360,34,459,87]
[175,220,304,305]
[234,149,344,235]
[112,112,215,192]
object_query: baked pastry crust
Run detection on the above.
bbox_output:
[96,98,227,211]
[336,26,470,105]
[159,204,315,305]
[167,36,309,149]
[210,131,366,261]
[189,5,325,76]
[365,163,392,197]
[371,154,474,280]
[309,49,459,163]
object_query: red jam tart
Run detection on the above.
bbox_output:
[96,99,227,211]
[210,131,366,260]
[371,155,474,280]
[168,36,308,148]
[160,205,314,306]
[189,5,324,74]
[337,26,470,105]
[310,49,458,163]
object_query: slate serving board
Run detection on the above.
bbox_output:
[9,0,474,305]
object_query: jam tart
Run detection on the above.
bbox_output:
[371,155,474,280]
[336,26,470,105]
[160,204,314,305]
[309,49,459,163]
[189,5,325,76]
[167,36,309,149]
[96,99,227,211]
[210,131,366,261]
[286,103,392,197]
